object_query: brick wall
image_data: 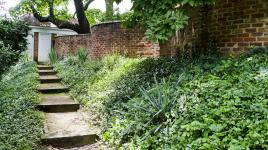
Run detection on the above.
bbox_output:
[161,0,268,57]
[55,1,268,58]
[211,0,268,55]
[54,21,160,59]
[54,34,89,56]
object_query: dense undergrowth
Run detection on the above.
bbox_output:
[54,49,268,149]
[0,60,43,150]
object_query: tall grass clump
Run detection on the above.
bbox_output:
[49,49,58,64]
[77,48,88,63]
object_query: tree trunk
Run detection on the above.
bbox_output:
[74,0,91,34]
[105,0,114,20]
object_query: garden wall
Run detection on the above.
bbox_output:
[54,21,160,59]
[160,0,268,57]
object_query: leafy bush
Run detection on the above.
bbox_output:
[55,52,268,149]
[0,59,43,150]
[0,19,29,76]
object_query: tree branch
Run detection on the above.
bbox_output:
[31,5,81,33]
[31,5,50,22]
[83,0,94,10]
[72,0,94,19]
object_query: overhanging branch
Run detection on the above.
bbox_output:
[31,5,50,22]
[83,0,94,10]
[30,5,81,33]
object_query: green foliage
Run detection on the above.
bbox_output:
[129,0,215,42]
[104,53,268,149]
[55,52,268,149]
[54,55,181,128]
[0,19,29,76]
[85,8,134,25]
[49,49,58,65]
[85,8,106,25]
[10,0,72,20]
[0,60,44,150]
[119,11,133,21]
[131,76,184,126]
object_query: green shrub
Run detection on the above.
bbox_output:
[0,19,29,76]
[0,59,44,150]
[49,49,58,64]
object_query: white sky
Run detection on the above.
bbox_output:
[0,0,132,16]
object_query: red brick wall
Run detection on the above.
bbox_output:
[54,34,89,56]
[55,1,268,58]
[211,0,268,55]
[161,0,268,57]
[54,21,160,59]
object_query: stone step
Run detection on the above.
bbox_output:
[38,83,69,93]
[38,65,53,70]
[38,62,48,65]
[38,70,57,75]
[37,94,79,112]
[39,75,61,83]
[42,112,99,148]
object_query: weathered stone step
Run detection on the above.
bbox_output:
[38,62,48,65]
[38,83,69,93]
[38,65,53,70]
[42,112,99,148]
[39,75,61,83]
[37,94,79,112]
[38,70,57,75]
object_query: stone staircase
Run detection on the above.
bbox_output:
[37,64,98,148]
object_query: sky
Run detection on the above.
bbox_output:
[0,0,132,16]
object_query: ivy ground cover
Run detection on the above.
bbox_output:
[54,51,268,149]
[0,60,43,150]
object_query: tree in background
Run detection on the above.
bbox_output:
[11,0,125,34]
[85,8,106,25]
[11,0,100,34]
[105,0,113,20]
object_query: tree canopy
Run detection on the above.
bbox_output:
[11,0,123,34]
[11,0,91,33]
